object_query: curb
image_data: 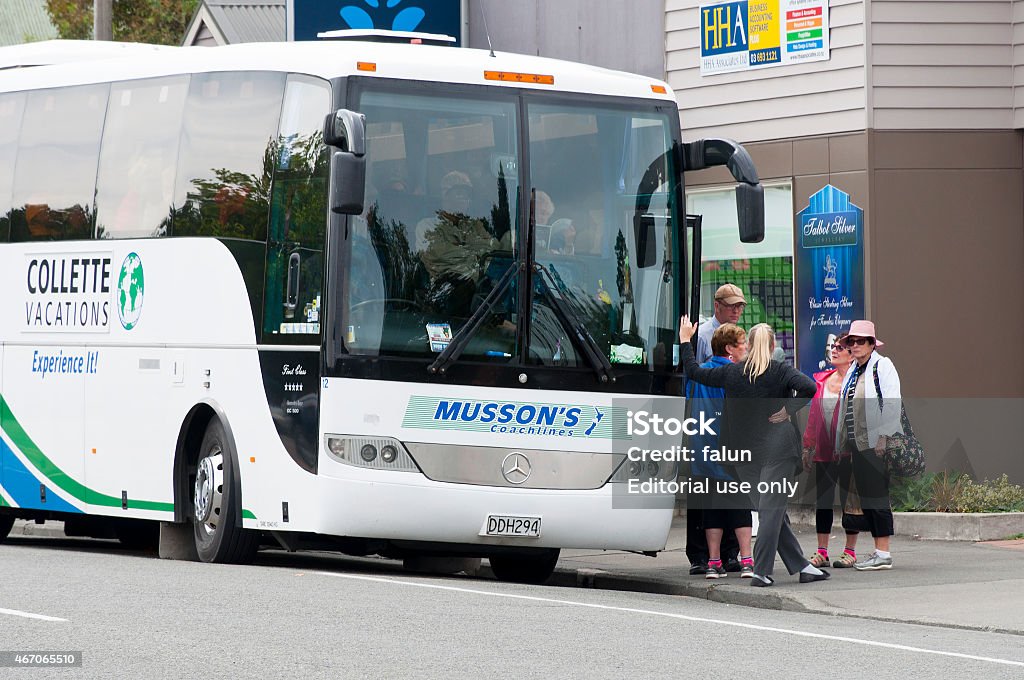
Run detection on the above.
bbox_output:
[546,565,832,615]
[537,563,1024,636]
[9,519,66,539]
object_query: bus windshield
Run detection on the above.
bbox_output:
[343,87,680,373]
[527,102,678,371]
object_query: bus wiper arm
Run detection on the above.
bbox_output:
[534,264,615,384]
[428,263,519,375]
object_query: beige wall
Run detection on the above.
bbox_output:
[666,0,867,142]
[871,0,1014,129]
[669,0,1024,136]
[1015,0,1024,126]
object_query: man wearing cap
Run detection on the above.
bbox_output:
[696,284,747,364]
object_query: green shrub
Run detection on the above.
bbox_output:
[932,471,970,512]
[890,473,939,512]
[953,475,1024,513]
[889,472,1024,512]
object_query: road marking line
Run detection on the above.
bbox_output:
[0,607,67,622]
[315,572,1024,668]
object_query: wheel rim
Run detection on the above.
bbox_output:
[194,449,224,537]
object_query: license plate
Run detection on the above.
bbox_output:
[482,515,542,538]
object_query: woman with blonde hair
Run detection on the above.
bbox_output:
[679,317,822,587]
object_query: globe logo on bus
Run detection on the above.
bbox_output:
[117,252,145,330]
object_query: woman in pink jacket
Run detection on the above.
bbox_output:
[802,333,862,568]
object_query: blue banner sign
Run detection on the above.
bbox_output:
[290,0,463,45]
[800,210,859,248]
[795,185,864,377]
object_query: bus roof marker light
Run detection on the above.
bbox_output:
[651,84,667,94]
[357,62,377,72]
[484,70,554,85]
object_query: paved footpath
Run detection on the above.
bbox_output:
[548,516,1024,635]
[12,517,1024,634]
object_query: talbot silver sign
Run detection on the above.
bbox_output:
[500,452,531,485]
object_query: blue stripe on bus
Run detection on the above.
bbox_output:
[0,437,81,513]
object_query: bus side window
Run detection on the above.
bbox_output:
[10,84,108,242]
[94,76,189,239]
[0,92,25,243]
[262,75,331,342]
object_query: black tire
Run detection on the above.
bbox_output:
[0,513,14,544]
[489,550,560,585]
[191,418,258,564]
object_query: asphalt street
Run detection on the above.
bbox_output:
[2,535,1023,679]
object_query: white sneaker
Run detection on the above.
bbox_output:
[854,552,893,570]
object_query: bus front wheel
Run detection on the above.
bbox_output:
[191,419,258,564]
[489,550,560,585]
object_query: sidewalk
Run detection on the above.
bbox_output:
[550,515,1024,635]
[10,518,1024,634]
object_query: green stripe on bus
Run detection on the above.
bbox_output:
[0,493,9,507]
[242,509,256,520]
[0,394,174,513]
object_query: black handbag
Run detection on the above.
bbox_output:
[872,364,925,478]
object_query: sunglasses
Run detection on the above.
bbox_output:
[847,337,872,346]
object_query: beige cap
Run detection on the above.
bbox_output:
[714,283,746,305]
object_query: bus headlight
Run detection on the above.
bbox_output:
[323,435,420,472]
[609,455,677,484]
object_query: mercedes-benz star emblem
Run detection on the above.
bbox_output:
[501,452,532,485]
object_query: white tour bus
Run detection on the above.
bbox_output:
[0,36,763,583]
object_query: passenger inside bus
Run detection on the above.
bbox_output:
[418,170,505,316]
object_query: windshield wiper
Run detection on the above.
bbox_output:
[428,262,519,375]
[534,263,615,384]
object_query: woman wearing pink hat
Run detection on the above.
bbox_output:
[835,320,902,570]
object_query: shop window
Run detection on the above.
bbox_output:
[686,183,795,361]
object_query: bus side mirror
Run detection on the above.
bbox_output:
[324,109,366,154]
[683,138,765,244]
[329,151,366,215]
[324,109,367,215]
[736,182,764,244]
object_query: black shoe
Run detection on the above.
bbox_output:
[724,558,742,573]
[689,562,706,576]
[750,575,774,587]
[799,569,831,583]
